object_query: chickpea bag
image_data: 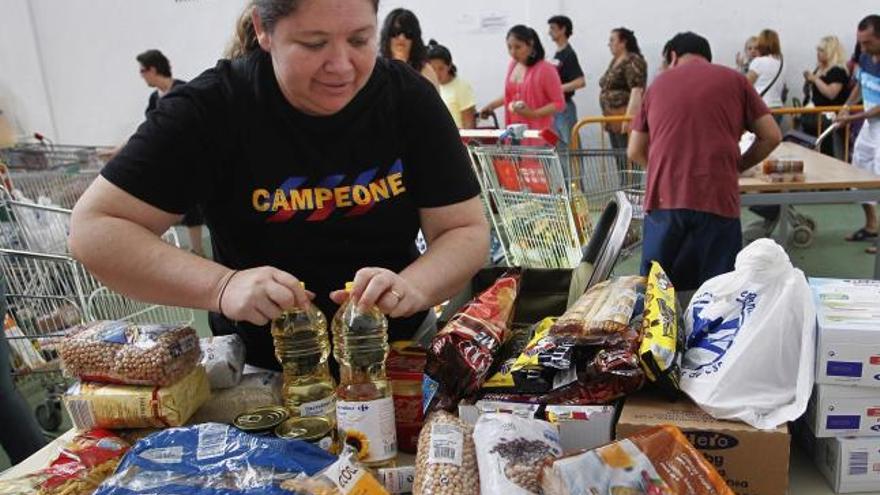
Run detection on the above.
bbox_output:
[59,321,200,387]
[413,411,479,495]
[64,366,210,429]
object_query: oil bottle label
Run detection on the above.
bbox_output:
[337,397,397,462]
[301,394,336,418]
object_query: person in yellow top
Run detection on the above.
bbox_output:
[427,41,476,129]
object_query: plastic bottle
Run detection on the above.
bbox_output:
[332,282,397,468]
[271,287,336,422]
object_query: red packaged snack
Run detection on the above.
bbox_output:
[387,341,427,454]
[424,273,520,411]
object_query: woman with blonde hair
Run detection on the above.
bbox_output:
[735,36,759,74]
[748,29,785,118]
[802,35,850,157]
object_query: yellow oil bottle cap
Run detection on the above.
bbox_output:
[345,282,354,292]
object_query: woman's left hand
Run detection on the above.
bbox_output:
[329,267,427,318]
[512,104,534,119]
[803,70,814,82]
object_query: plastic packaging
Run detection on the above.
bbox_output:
[413,411,479,495]
[424,273,520,411]
[200,335,246,390]
[681,239,816,429]
[0,429,129,495]
[189,371,282,425]
[332,282,396,467]
[64,366,210,429]
[94,423,336,495]
[542,425,733,495]
[550,276,645,345]
[473,413,562,495]
[58,321,200,386]
[640,262,682,393]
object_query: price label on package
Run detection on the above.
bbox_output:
[324,456,387,495]
[427,423,464,466]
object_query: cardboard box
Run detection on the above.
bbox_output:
[617,393,790,495]
[812,278,880,387]
[807,383,880,437]
[799,424,880,494]
[457,401,616,453]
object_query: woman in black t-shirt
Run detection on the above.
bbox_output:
[801,35,851,158]
[69,0,489,370]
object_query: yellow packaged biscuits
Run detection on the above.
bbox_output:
[639,262,681,392]
[64,366,210,429]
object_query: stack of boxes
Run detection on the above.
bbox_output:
[803,278,880,493]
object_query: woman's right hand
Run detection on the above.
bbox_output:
[217,267,313,325]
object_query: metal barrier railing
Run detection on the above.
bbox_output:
[571,105,865,161]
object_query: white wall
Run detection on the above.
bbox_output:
[0,0,877,145]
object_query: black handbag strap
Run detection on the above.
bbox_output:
[760,56,784,98]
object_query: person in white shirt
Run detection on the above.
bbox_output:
[748,29,785,124]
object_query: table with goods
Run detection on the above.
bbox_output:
[4,238,880,494]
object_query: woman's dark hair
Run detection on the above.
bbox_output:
[426,40,456,78]
[136,49,172,77]
[380,8,428,72]
[612,27,642,56]
[226,0,380,59]
[507,24,545,66]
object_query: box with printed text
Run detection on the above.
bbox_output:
[807,383,880,437]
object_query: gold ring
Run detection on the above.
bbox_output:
[389,289,404,301]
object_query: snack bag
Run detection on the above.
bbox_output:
[424,273,519,411]
[640,262,682,393]
[58,321,200,387]
[413,411,479,495]
[550,276,645,344]
[281,451,389,495]
[473,413,562,495]
[541,425,733,495]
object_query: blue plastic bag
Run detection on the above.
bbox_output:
[94,423,336,495]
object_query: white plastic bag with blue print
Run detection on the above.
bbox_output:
[680,239,816,430]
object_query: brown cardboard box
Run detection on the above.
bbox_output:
[617,393,790,495]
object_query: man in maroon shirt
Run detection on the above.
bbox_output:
[628,32,781,291]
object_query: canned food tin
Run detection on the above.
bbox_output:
[234,406,290,432]
[275,416,335,451]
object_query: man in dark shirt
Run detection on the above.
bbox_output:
[548,16,585,149]
[136,49,204,256]
[628,32,781,294]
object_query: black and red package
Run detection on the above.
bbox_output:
[424,273,520,412]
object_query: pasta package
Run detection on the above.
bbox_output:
[640,262,682,393]
[64,366,210,429]
[0,429,130,495]
[550,276,645,344]
[542,425,733,495]
[424,273,520,411]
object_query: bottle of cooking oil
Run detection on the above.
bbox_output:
[570,181,593,245]
[271,286,336,423]
[332,282,397,468]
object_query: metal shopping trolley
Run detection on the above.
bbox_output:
[0,187,193,433]
[471,143,645,269]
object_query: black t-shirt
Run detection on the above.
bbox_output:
[102,51,480,370]
[145,79,186,116]
[809,66,850,106]
[554,44,585,101]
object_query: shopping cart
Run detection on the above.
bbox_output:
[470,144,645,269]
[0,187,193,433]
[0,139,109,209]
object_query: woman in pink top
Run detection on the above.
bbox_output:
[480,25,565,134]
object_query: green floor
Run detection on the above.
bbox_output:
[2,204,876,472]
